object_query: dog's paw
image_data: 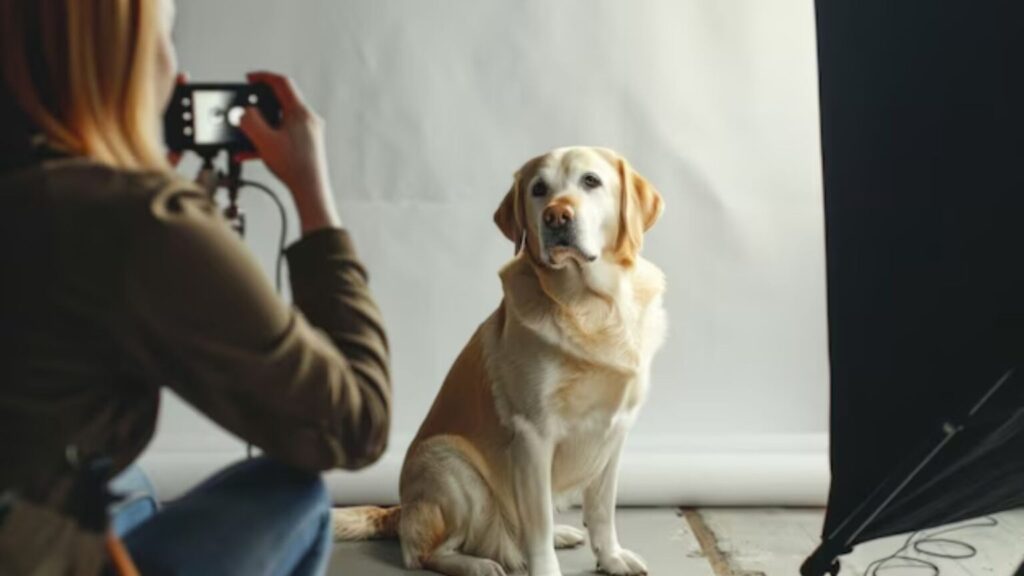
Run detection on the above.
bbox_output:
[471,559,508,576]
[554,524,587,549]
[597,548,648,576]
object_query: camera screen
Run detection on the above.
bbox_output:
[192,89,248,145]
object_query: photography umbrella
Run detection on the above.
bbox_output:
[803,1,1024,574]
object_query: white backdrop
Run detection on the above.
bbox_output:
[142,0,830,506]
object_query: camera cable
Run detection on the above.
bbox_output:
[863,516,999,575]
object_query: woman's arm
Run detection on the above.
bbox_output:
[236,71,342,235]
[125,184,390,472]
[126,72,390,472]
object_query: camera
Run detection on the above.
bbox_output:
[164,82,281,156]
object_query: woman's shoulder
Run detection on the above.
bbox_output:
[44,157,199,203]
[1,156,200,208]
[6,156,214,228]
[0,156,226,265]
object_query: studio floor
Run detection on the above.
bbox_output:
[328,507,1024,576]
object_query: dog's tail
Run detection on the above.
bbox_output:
[332,506,401,541]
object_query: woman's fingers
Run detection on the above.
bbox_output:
[238,107,274,146]
[235,72,338,232]
[246,71,302,113]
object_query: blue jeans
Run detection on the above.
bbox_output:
[108,458,332,576]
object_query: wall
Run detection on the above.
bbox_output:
[141,0,830,505]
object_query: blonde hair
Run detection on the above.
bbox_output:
[0,0,169,170]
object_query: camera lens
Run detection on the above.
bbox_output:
[227,106,245,127]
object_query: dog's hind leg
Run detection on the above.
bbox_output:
[400,500,510,576]
[398,501,447,569]
[401,436,524,575]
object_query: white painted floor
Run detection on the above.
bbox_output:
[328,508,1024,575]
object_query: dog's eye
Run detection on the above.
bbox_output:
[531,180,548,197]
[581,173,602,190]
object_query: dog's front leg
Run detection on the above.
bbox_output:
[583,433,647,576]
[510,415,561,576]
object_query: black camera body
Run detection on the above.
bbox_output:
[164,82,281,156]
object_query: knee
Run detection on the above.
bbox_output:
[258,457,330,510]
[305,474,331,520]
[292,470,329,515]
[249,457,333,566]
[270,465,332,573]
[300,476,332,546]
[226,457,331,525]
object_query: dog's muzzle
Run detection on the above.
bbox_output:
[541,204,596,264]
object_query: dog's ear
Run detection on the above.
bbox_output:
[615,156,664,264]
[494,172,526,254]
[632,165,664,232]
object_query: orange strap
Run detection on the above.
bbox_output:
[105,530,140,576]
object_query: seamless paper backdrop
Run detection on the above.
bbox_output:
[143,0,830,505]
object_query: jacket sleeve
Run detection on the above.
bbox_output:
[125,182,390,471]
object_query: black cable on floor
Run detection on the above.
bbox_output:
[863,516,999,576]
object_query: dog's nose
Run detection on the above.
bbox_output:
[543,204,575,229]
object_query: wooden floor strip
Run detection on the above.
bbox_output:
[683,508,740,576]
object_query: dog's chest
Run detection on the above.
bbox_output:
[550,384,634,493]
[550,358,641,423]
[546,295,657,422]
[545,300,661,493]
[545,353,641,489]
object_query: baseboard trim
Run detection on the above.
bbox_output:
[138,433,830,506]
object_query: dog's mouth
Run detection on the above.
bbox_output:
[544,241,598,268]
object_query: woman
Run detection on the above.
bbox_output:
[0,1,391,575]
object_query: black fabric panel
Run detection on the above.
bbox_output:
[813,0,1024,551]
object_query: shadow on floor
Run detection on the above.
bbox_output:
[328,508,710,575]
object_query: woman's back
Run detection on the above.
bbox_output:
[1,158,175,508]
[0,154,391,573]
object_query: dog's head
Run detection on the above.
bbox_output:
[494,147,663,269]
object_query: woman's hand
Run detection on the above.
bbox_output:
[237,71,342,234]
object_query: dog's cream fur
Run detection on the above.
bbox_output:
[333,147,666,576]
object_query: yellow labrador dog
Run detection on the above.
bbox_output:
[334,147,666,576]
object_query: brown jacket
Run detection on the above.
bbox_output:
[0,156,391,575]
